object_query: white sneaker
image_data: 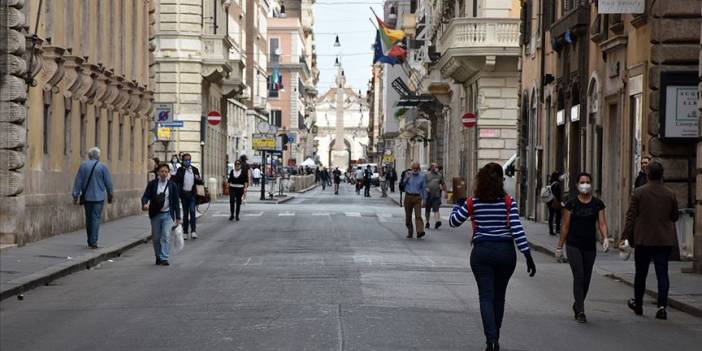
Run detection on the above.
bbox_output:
[191,231,198,239]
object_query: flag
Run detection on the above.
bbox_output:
[376,16,405,43]
[374,16,406,60]
[271,68,281,90]
[373,31,399,65]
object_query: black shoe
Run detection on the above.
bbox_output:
[425,223,430,229]
[575,312,587,323]
[159,260,170,266]
[229,215,234,221]
[236,217,240,221]
[572,303,578,319]
[89,245,99,249]
[406,234,413,239]
[628,298,643,315]
[655,307,667,320]
[435,221,442,229]
[549,232,556,236]
[417,232,426,239]
[485,342,500,351]
[155,258,162,265]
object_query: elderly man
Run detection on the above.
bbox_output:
[621,161,679,320]
[425,163,447,229]
[400,162,427,239]
[72,147,114,249]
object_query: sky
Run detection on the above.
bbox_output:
[313,1,385,96]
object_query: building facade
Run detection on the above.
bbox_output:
[1,0,155,245]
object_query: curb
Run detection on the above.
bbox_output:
[0,212,205,302]
[215,195,295,205]
[295,184,318,193]
[527,239,702,318]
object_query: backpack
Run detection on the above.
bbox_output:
[466,194,513,235]
[540,182,555,203]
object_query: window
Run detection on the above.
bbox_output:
[270,110,282,127]
[410,0,417,14]
[119,118,124,160]
[64,105,71,156]
[107,115,113,160]
[522,0,532,45]
[270,38,279,64]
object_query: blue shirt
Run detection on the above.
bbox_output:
[402,171,427,200]
[72,160,114,202]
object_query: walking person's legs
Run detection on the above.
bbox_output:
[471,245,498,345]
[234,188,243,220]
[158,213,172,263]
[548,207,556,235]
[84,201,104,247]
[404,195,416,238]
[181,196,190,234]
[424,200,431,228]
[413,197,425,237]
[492,244,516,341]
[581,249,597,301]
[634,246,653,308]
[150,215,163,262]
[229,190,236,220]
[566,246,588,315]
[651,246,672,308]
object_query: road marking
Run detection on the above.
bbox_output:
[345,212,361,217]
[213,213,229,217]
[279,212,295,216]
[377,213,392,218]
[244,257,252,266]
[313,212,330,216]
[244,212,263,217]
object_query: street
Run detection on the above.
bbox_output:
[1,185,701,351]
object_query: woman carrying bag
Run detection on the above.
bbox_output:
[556,172,610,323]
[228,160,249,221]
[142,163,181,266]
[449,163,536,351]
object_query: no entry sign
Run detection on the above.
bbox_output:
[462,112,477,128]
[207,111,222,126]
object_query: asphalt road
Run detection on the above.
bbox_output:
[2,184,701,351]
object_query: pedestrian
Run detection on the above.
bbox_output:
[252,166,262,186]
[363,165,372,197]
[169,154,181,176]
[320,167,329,190]
[634,156,650,188]
[150,157,161,181]
[388,166,397,192]
[379,171,388,197]
[621,161,679,320]
[173,153,203,240]
[556,172,610,323]
[399,168,410,206]
[72,147,114,249]
[141,163,181,266]
[354,166,364,195]
[333,167,342,195]
[449,162,535,351]
[239,155,252,184]
[401,162,427,239]
[547,172,564,236]
[228,160,249,221]
[424,163,447,230]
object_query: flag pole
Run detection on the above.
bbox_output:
[368,17,379,31]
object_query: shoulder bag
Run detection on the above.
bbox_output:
[79,161,99,205]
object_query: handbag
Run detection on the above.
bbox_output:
[195,184,209,204]
[79,161,99,205]
[148,181,169,218]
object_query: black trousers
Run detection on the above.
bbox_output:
[229,187,244,218]
[634,245,672,307]
[470,241,517,344]
[364,182,371,196]
[548,205,561,235]
[566,246,596,313]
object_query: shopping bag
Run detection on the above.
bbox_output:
[172,224,185,253]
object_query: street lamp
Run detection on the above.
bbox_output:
[334,35,341,47]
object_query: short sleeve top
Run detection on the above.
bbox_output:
[565,197,606,251]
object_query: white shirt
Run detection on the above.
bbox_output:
[252,168,261,179]
[157,179,170,212]
[183,167,195,191]
[354,169,364,179]
[169,162,180,176]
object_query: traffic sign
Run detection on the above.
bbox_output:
[286,132,297,144]
[462,112,477,128]
[159,121,183,128]
[157,128,172,141]
[154,103,174,123]
[252,133,277,151]
[207,111,222,125]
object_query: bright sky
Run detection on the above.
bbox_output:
[313,1,384,95]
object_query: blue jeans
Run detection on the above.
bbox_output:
[181,192,196,233]
[150,212,173,261]
[83,201,104,246]
[470,241,517,344]
[635,245,672,307]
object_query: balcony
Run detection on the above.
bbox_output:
[437,17,520,82]
[201,34,233,83]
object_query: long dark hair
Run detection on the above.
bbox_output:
[474,163,505,202]
[549,172,560,183]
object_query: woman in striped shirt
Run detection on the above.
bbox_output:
[450,162,536,351]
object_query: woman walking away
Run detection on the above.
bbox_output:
[547,172,564,236]
[228,160,249,221]
[142,163,181,266]
[556,172,610,323]
[449,163,536,351]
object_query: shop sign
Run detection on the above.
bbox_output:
[157,128,171,141]
[252,133,277,150]
[570,105,580,122]
[598,0,644,14]
[479,129,498,138]
[382,154,395,164]
[661,72,699,140]
[556,110,565,126]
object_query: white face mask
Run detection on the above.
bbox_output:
[559,174,566,181]
[577,183,592,194]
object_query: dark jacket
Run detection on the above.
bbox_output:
[634,171,647,188]
[622,181,679,247]
[173,165,203,197]
[228,168,248,186]
[142,179,181,221]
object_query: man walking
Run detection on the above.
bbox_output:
[634,156,650,188]
[363,165,373,197]
[401,162,427,239]
[173,153,203,239]
[333,167,342,195]
[320,167,329,191]
[72,147,114,249]
[621,161,679,320]
[354,166,364,195]
[386,167,397,192]
[424,163,447,230]
[252,166,262,186]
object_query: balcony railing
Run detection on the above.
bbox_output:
[440,17,521,52]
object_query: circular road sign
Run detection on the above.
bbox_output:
[207,111,222,126]
[257,121,271,133]
[462,112,477,128]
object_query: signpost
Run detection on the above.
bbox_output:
[252,133,280,200]
[462,112,477,128]
[207,111,222,126]
[154,103,174,123]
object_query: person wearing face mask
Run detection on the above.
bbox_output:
[173,153,203,239]
[227,160,249,221]
[634,156,650,188]
[557,172,610,323]
[142,163,181,266]
[400,162,427,239]
[169,154,181,176]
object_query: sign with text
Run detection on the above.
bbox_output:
[157,128,171,141]
[661,72,698,140]
[598,0,644,14]
[391,77,412,98]
[382,155,395,164]
[154,103,174,124]
[252,133,277,150]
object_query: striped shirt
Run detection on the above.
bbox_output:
[449,197,530,253]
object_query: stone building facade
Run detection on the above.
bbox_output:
[1,0,155,246]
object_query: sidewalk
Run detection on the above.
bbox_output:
[522,220,702,318]
[374,187,452,208]
[0,211,203,301]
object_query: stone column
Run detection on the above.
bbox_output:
[331,67,348,169]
